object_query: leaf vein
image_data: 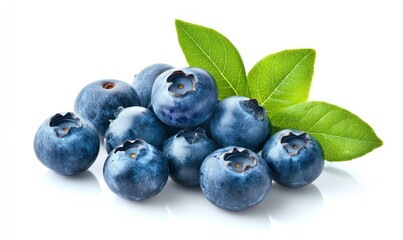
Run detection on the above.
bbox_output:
[261,50,314,106]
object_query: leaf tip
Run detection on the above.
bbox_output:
[375,135,384,147]
[175,19,185,29]
[311,48,316,57]
[302,48,316,60]
[308,48,316,53]
[175,19,184,25]
[298,48,316,59]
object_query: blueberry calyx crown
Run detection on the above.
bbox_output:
[280,131,310,156]
[176,127,207,144]
[102,82,115,90]
[240,99,266,121]
[223,147,257,173]
[114,139,148,159]
[49,112,82,138]
[167,70,197,97]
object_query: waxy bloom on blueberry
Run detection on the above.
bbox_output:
[103,139,169,201]
[200,146,272,211]
[34,112,100,176]
[210,96,271,152]
[74,79,140,137]
[163,128,218,187]
[151,67,218,128]
[262,129,325,188]
[132,63,173,108]
[105,106,166,153]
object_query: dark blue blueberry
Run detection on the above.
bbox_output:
[74,79,140,137]
[33,112,100,176]
[103,139,169,201]
[262,129,325,188]
[104,106,166,153]
[199,146,272,211]
[162,128,218,187]
[195,100,220,139]
[210,96,271,152]
[147,104,182,138]
[132,63,174,108]
[151,67,218,128]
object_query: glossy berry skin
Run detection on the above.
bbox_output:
[210,96,271,152]
[74,79,140,137]
[105,106,166,153]
[103,139,169,201]
[151,67,218,128]
[34,112,100,176]
[199,146,272,211]
[262,129,325,188]
[132,63,173,108]
[162,128,218,187]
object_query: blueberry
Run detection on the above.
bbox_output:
[34,112,100,176]
[262,129,325,188]
[199,146,272,211]
[74,79,140,137]
[197,115,213,138]
[132,63,174,108]
[195,100,220,139]
[147,104,183,138]
[104,106,166,153]
[210,96,271,152]
[103,139,169,201]
[151,67,218,128]
[162,128,218,187]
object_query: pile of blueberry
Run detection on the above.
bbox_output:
[34,64,325,211]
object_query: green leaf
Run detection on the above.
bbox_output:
[175,19,250,100]
[247,49,315,116]
[270,101,383,161]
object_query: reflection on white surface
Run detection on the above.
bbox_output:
[40,166,325,227]
[41,170,101,197]
[24,160,367,239]
[266,184,323,224]
[165,180,271,229]
[320,166,360,196]
[110,181,172,221]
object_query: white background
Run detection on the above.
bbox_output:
[1,0,401,239]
